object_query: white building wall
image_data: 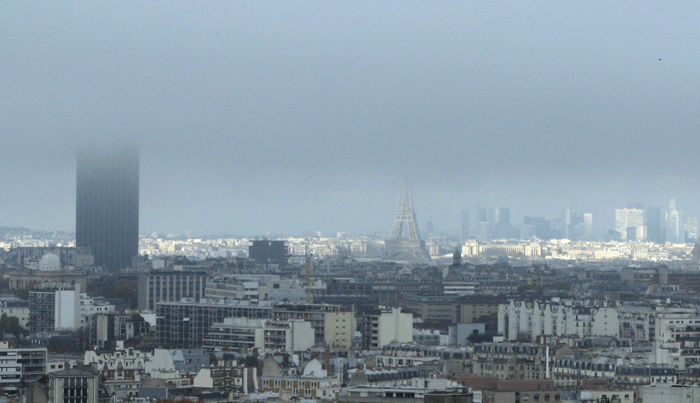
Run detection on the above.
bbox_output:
[377,308,412,348]
[592,308,619,336]
[145,349,177,373]
[290,320,314,352]
[499,300,619,341]
[54,286,80,331]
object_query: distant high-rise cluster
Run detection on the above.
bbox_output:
[614,199,697,243]
[76,145,139,270]
[465,205,593,242]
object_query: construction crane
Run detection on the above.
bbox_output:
[305,253,313,303]
[285,241,315,303]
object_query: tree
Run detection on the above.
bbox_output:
[0,313,27,337]
[47,330,87,354]
[516,331,531,342]
[113,280,137,304]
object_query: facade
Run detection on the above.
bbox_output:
[48,368,100,403]
[7,246,94,270]
[553,356,617,388]
[472,343,562,380]
[84,313,150,349]
[654,309,700,371]
[341,380,469,403]
[205,275,305,302]
[137,270,208,311]
[29,285,81,333]
[443,281,478,296]
[360,307,413,350]
[615,365,676,390]
[55,286,82,331]
[76,145,139,270]
[272,303,355,346]
[263,374,341,400]
[449,323,487,346]
[376,344,467,368]
[454,296,506,324]
[8,252,88,291]
[248,240,288,266]
[642,384,700,403]
[404,295,457,322]
[0,341,47,388]
[498,300,619,341]
[617,305,656,341]
[203,317,314,353]
[84,342,148,400]
[324,310,356,348]
[156,300,273,348]
[462,240,542,257]
[192,362,257,394]
[7,269,87,291]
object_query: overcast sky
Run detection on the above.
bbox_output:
[1,2,699,237]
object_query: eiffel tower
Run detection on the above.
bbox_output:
[384,182,431,261]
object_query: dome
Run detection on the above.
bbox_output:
[38,253,61,271]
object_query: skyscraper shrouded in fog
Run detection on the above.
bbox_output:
[76,145,139,270]
[460,210,469,242]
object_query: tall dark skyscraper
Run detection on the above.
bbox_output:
[76,145,139,270]
[460,210,469,242]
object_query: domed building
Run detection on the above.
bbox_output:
[38,253,61,271]
[8,251,88,290]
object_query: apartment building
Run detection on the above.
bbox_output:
[137,270,208,311]
[498,300,619,341]
[202,317,314,353]
[271,303,355,347]
[472,343,566,381]
[156,300,273,349]
[359,307,413,350]
[0,341,47,389]
[48,368,100,403]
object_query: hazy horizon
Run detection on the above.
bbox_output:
[2,2,699,236]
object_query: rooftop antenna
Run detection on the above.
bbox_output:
[305,240,313,303]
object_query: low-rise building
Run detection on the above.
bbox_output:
[472,343,566,381]
[0,341,47,389]
[48,367,101,403]
[360,307,413,350]
[498,300,619,341]
[203,317,314,353]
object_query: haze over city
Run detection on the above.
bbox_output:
[2,2,699,236]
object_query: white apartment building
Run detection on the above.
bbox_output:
[443,281,478,296]
[54,286,81,331]
[653,308,700,371]
[84,342,149,399]
[0,341,47,389]
[498,300,619,341]
[205,276,307,303]
[78,293,115,327]
[617,305,656,341]
[324,310,356,349]
[361,307,413,349]
[202,317,314,353]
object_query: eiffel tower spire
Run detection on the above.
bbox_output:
[385,181,431,261]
